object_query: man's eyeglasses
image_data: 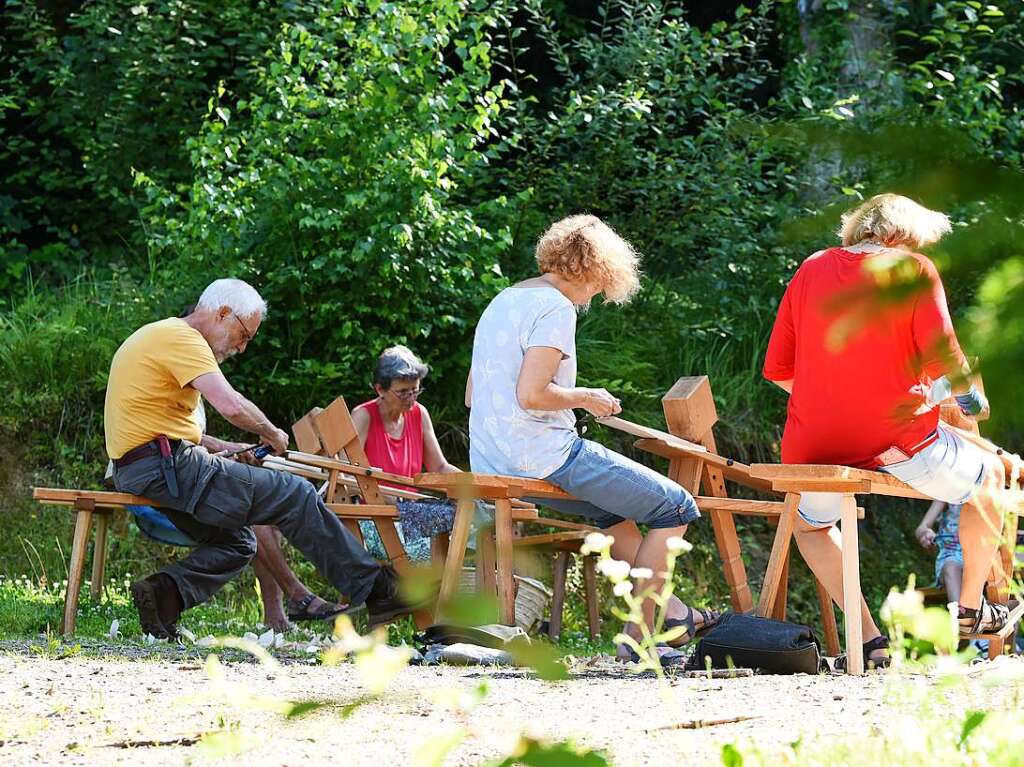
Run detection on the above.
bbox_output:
[391,386,425,400]
[232,312,255,343]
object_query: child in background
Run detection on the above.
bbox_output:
[916,499,964,604]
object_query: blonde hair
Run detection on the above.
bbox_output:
[839,193,951,249]
[535,215,641,304]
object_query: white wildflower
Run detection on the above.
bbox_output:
[665,536,692,554]
[597,558,631,582]
[629,567,654,580]
[613,581,633,597]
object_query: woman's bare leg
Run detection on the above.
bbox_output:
[958,458,1005,611]
[252,526,341,625]
[793,516,885,660]
[942,561,963,605]
[605,519,686,620]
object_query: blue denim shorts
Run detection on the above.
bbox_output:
[798,425,989,528]
[527,438,700,530]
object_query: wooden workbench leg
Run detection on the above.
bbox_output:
[494,499,516,625]
[756,492,799,617]
[476,526,496,594]
[548,550,570,641]
[702,464,753,613]
[62,500,94,635]
[431,532,450,569]
[437,498,476,620]
[771,552,790,621]
[839,493,864,675]
[343,519,364,547]
[90,513,109,602]
[815,576,841,657]
[582,554,601,640]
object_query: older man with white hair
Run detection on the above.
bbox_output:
[105,278,419,638]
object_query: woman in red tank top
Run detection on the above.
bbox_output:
[351,346,460,479]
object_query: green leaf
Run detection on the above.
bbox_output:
[958,711,987,747]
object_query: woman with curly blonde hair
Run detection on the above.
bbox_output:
[763,193,1008,669]
[467,215,717,666]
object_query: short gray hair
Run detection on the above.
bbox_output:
[373,345,429,389]
[196,278,267,318]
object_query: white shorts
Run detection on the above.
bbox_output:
[798,424,989,528]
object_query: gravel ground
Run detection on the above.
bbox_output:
[1,643,1021,766]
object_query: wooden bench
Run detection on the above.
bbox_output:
[748,460,1023,673]
[287,397,602,635]
[618,376,855,657]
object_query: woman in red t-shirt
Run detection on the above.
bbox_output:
[763,194,1008,668]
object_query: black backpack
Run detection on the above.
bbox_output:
[687,613,821,675]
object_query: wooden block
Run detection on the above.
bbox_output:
[291,409,324,454]
[662,375,719,442]
[839,494,864,675]
[313,397,360,457]
[514,531,590,548]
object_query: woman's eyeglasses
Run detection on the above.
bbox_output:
[391,386,425,400]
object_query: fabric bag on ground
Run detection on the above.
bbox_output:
[687,613,821,675]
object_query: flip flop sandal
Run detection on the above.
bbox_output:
[958,597,1010,636]
[834,634,890,672]
[287,594,348,623]
[663,606,721,647]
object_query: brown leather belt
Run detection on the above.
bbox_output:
[114,438,181,469]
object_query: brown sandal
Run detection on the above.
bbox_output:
[958,598,1010,636]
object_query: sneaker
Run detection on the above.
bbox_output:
[364,565,435,628]
[131,573,183,640]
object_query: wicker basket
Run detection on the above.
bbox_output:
[460,568,553,634]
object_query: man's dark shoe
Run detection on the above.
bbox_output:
[131,573,183,640]
[365,565,436,628]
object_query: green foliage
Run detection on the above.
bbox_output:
[137,0,519,412]
[4,0,1024,637]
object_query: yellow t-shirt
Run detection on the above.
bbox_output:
[104,318,220,459]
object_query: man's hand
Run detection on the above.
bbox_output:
[578,388,622,418]
[264,426,289,455]
[915,526,936,549]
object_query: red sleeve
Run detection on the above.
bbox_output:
[763,276,797,381]
[911,255,966,380]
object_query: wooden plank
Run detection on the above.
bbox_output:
[90,513,109,601]
[635,439,776,492]
[312,397,360,457]
[291,409,324,454]
[342,519,364,546]
[494,499,516,625]
[34,488,153,508]
[596,415,708,453]
[287,452,417,487]
[766,479,874,494]
[62,500,94,635]
[514,531,590,548]
[756,493,799,617]
[548,551,570,640]
[839,494,864,675]
[437,499,476,618]
[414,472,573,500]
[750,463,929,499]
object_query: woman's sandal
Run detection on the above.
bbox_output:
[958,597,1010,637]
[287,594,348,623]
[617,644,689,668]
[834,634,890,672]
[663,605,721,648]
